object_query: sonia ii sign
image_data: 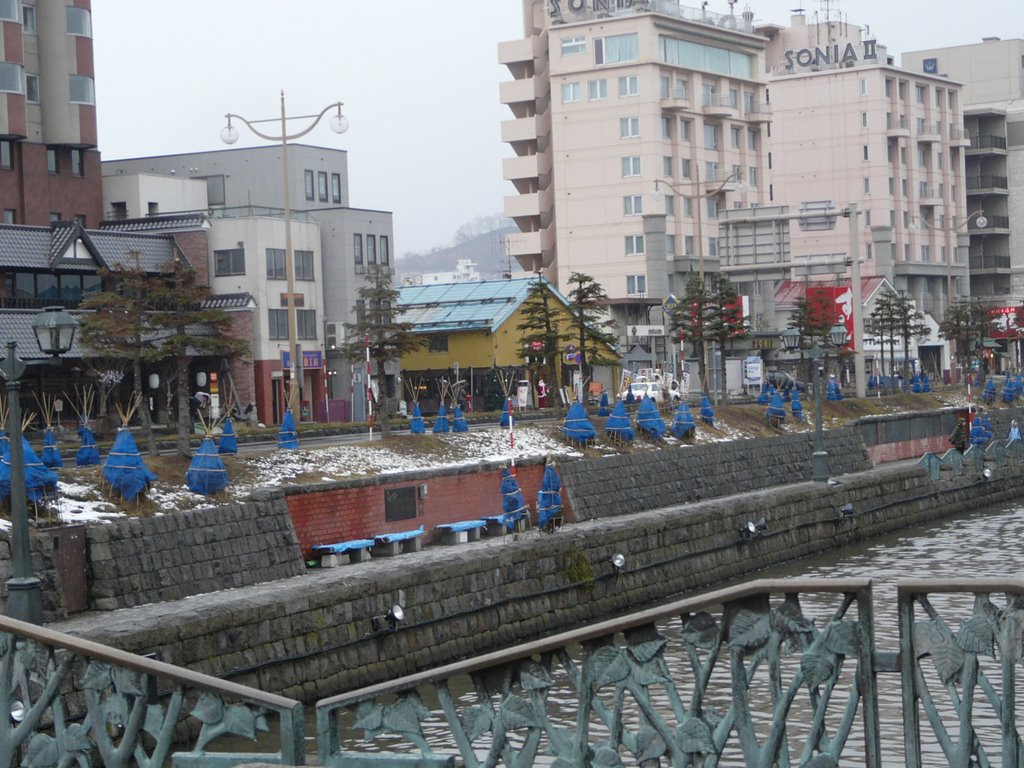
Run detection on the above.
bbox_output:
[784,39,877,70]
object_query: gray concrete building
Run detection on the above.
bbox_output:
[104,145,395,421]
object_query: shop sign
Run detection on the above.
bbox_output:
[784,39,877,70]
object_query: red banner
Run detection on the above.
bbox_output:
[806,285,854,350]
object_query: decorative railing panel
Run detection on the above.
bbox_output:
[0,616,304,767]
[316,579,881,768]
[899,579,1024,768]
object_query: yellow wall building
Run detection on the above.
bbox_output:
[399,277,618,412]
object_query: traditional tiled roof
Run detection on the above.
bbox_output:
[202,293,255,310]
[0,310,88,360]
[398,278,570,334]
[0,223,184,274]
[100,213,209,233]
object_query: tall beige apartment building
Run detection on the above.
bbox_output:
[499,0,769,369]
[903,37,1024,310]
[757,12,970,326]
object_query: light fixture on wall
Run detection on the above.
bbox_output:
[739,517,768,541]
[373,603,405,633]
[611,553,626,575]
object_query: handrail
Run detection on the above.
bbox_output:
[0,614,305,765]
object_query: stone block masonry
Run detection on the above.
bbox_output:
[52,459,1024,704]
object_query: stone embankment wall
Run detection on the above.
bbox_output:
[561,428,869,521]
[53,457,1024,704]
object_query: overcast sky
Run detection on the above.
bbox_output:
[93,1,1023,258]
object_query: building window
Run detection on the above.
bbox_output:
[48,212,60,224]
[266,248,286,279]
[317,171,328,202]
[662,156,673,177]
[664,195,674,216]
[2,209,14,224]
[561,81,581,103]
[863,177,870,194]
[0,0,17,21]
[380,236,390,265]
[681,158,691,178]
[621,156,641,177]
[661,116,672,139]
[295,249,314,280]
[353,234,363,266]
[297,309,317,339]
[863,145,869,161]
[66,6,91,36]
[884,78,893,98]
[561,36,586,56]
[683,197,693,217]
[588,79,607,100]
[595,33,638,65]
[660,75,670,99]
[367,234,377,264]
[619,116,640,138]
[625,234,645,256]
[747,129,758,150]
[626,274,647,296]
[21,4,34,32]
[666,235,676,254]
[916,84,926,104]
[618,74,638,97]
[623,195,642,216]
[0,140,12,170]
[331,173,341,203]
[675,79,688,99]
[214,247,245,276]
[68,75,94,104]
[860,79,868,96]
[0,62,23,94]
[703,123,718,149]
[428,334,449,353]
[46,148,58,174]
[861,111,868,128]
[684,235,694,255]
[304,170,315,200]
[268,309,288,340]
[70,149,83,177]
[730,126,741,148]
[25,73,38,103]
[748,167,758,187]
[679,118,692,141]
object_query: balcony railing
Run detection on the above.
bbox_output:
[0,296,82,310]
[702,93,738,109]
[972,214,1010,230]
[970,134,1007,151]
[886,115,908,130]
[969,254,1011,270]
[966,175,1008,191]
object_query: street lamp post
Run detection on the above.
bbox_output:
[3,307,77,623]
[655,170,746,394]
[782,322,848,482]
[221,94,349,426]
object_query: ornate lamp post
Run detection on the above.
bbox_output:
[221,94,348,425]
[781,322,848,483]
[3,307,77,623]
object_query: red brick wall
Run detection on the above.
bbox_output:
[286,462,572,555]
[172,230,210,286]
[15,144,102,226]
[225,309,255,406]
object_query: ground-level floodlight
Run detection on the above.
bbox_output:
[740,517,768,541]
[611,553,626,574]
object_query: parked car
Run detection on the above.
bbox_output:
[619,380,683,404]
[766,370,808,393]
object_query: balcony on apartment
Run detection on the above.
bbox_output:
[973,214,1010,233]
[916,184,943,207]
[947,126,972,147]
[966,134,1008,156]
[500,77,542,108]
[498,38,534,68]
[501,113,548,145]
[885,114,910,138]
[745,102,773,123]
[915,120,942,143]
[504,191,542,220]
[969,253,1011,273]
[702,92,738,118]
[504,228,556,270]
[966,175,1009,194]
[503,153,550,184]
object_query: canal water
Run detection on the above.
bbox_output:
[218,500,1024,764]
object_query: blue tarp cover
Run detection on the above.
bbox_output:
[597,391,610,417]
[700,393,715,426]
[604,400,635,442]
[278,410,299,450]
[452,405,469,433]
[671,402,696,439]
[636,395,666,439]
[76,423,100,466]
[410,402,426,434]
[0,434,58,503]
[790,391,804,422]
[536,463,563,530]
[102,428,157,502]
[218,418,238,455]
[186,437,229,496]
[563,402,597,443]
[432,403,450,434]
[499,467,530,532]
[766,393,786,422]
[499,398,511,427]
[41,427,63,469]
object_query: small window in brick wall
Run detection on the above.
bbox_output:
[385,487,418,522]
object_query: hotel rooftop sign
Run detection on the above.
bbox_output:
[550,0,633,17]
[784,39,878,70]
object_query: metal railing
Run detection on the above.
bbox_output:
[970,134,1007,151]
[0,615,305,767]
[967,175,1008,191]
[969,254,1011,270]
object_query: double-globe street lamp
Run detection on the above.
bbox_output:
[781,322,848,483]
[221,94,348,426]
[3,307,77,623]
